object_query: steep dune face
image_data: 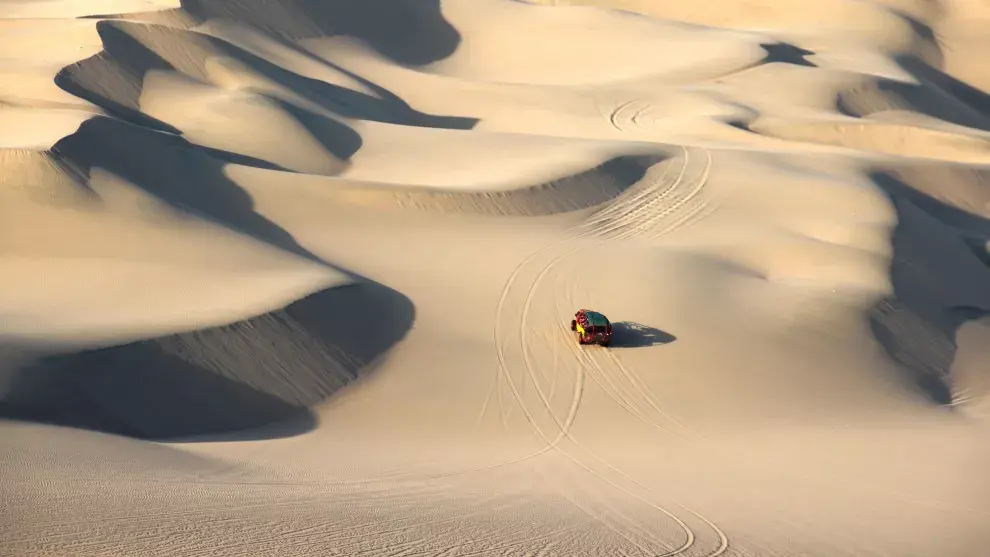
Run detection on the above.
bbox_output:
[3,0,990,556]
[178,0,462,66]
[867,162,990,409]
[1,282,413,440]
[1,126,339,344]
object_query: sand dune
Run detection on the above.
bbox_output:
[1,281,413,440]
[423,0,768,86]
[3,0,990,555]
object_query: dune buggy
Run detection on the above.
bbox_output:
[570,309,613,346]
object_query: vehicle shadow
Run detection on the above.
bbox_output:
[609,322,677,348]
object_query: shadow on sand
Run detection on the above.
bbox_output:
[17,82,420,442]
[0,282,415,442]
[759,42,816,68]
[50,115,334,267]
[56,19,476,138]
[178,0,461,67]
[835,10,989,132]
[608,322,677,349]
[867,166,990,407]
[835,54,990,133]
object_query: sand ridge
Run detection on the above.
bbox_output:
[3,0,990,555]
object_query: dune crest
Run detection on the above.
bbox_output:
[3,0,990,556]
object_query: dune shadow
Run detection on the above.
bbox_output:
[50,115,333,266]
[867,167,990,407]
[834,10,989,132]
[759,42,816,68]
[281,40,478,130]
[0,282,415,441]
[53,30,182,135]
[871,168,990,236]
[56,19,475,153]
[724,118,755,133]
[894,54,990,125]
[194,144,295,172]
[54,22,366,166]
[177,0,461,67]
[274,96,366,161]
[869,299,956,406]
[892,9,944,69]
[609,322,677,349]
[382,153,663,216]
[835,58,990,132]
[22,111,420,442]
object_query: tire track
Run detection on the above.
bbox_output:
[608,99,656,133]
[475,147,712,555]
[44,149,714,539]
[556,281,685,440]
[533,318,565,429]
[531,458,685,557]
[500,146,729,557]
[602,347,689,434]
[609,100,638,132]
[503,148,693,448]
[486,149,683,453]
[565,276,692,438]
[512,167,731,550]
[582,151,686,237]
[614,149,713,242]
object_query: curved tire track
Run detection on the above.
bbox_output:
[494,146,728,557]
[244,148,725,556]
[609,99,658,133]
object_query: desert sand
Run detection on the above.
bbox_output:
[3,0,990,555]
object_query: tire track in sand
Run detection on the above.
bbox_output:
[223,150,711,513]
[490,147,686,449]
[492,146,730,557]
[556,280,687,441]
[609,99,660,134]
[513,147,711,448]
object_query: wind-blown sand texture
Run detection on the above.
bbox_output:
[3,0,990,555]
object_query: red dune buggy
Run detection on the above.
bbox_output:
[570,309,613,346]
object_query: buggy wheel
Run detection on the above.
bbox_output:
[570,320,577,331]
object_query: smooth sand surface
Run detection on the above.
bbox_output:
[3,0,990,555]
